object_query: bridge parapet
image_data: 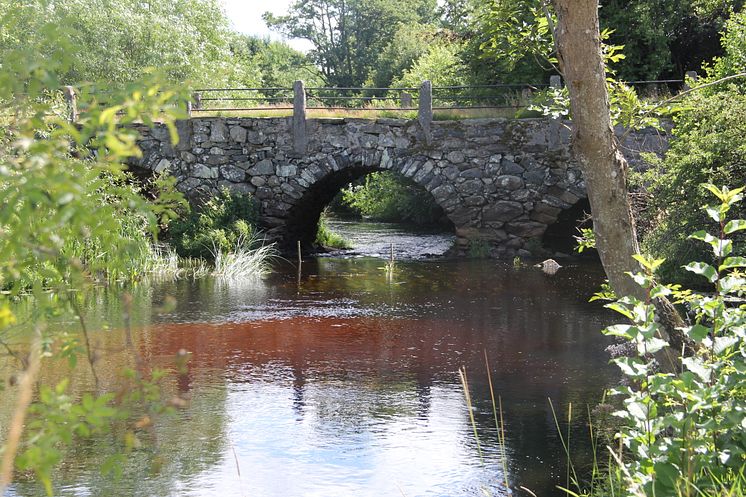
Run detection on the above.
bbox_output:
[131,116,667,258]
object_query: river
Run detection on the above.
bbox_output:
[2,221,618,497]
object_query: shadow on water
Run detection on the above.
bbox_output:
[3,223,618,497]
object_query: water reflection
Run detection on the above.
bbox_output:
[323,219,456,259]
[4,257,616,497]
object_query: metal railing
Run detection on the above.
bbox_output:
[60,73,697,123]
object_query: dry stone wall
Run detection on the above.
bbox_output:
[131,117,667,258]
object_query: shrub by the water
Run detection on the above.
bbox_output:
[596,185,746,496]
[638,88,746,286]
[166,189,260,260]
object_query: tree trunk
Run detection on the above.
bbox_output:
[552,0,643,299]
[552,0,688,355]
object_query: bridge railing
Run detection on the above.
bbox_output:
[59,74,694,124]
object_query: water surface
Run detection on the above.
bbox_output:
[3,222,617,497]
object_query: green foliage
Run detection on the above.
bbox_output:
[467,239,490,259]
[264,0,438,87]
[315,214,352,249]
[0,0,258,88]
[367,23,439,88]
[710,8,746,80]
[640,88,746,285]
[341,172,444,225]
[166,189,260,260]
[477,0,557,74]
[392,41,467,89]
[0,13,187,492]
[574,228,596,254]
[245,37,324,89]
[601,186,746,496]
[600,0,743,81]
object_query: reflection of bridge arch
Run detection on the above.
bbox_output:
[132,117,667,257]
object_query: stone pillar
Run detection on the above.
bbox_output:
[683,71,699,90]
[192,92,202,111]
[62,86,77,123]
[400,91,413,109]
[418,80,432,145]
[293,80,307,155]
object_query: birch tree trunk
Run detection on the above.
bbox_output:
[551,0,688,354]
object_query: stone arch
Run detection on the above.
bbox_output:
[275,151,458,251]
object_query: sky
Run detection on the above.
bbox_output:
[220,0,314,52]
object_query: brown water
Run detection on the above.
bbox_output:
[3,225,618,497]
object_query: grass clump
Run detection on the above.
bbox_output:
[212,237,277,279]
[315,213,352,249]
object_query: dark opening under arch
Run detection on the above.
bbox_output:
[541,198,595,256]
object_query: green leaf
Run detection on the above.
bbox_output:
[626,400,649,420]
[637,336,668,355]
[719,275,746,294]
[720,257,746,271]
[605,302,634,320]
[704,206,722,223]
[632,254,665,272]
[714,336,738,354]
[654,462,679,489]
[603,324,639,339]
[724,219,746,234]
[682,357,711,382]
[650,284,672,299]
[684,262,718,283]
[687,324,710,342]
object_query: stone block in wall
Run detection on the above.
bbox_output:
[247,159,274,176]
[255,187,273,199]
[459,179,484,196]
[276,164,298,177]
[506,221,547,238]
[210,121,228,142]
[220,165,245,183]
[230,126,247,143]
[483,201,523,222]
[496,175,524,190]
[460,168,482,179]
[218,181,254,195]
[154,159,171,174]
[193,164,218,179]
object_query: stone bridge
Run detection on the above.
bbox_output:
[131,116,667,258]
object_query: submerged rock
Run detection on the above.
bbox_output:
[536,258,561,275]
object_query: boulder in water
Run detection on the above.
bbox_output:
[535,258,561,275]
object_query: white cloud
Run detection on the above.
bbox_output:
[220,0,314,53]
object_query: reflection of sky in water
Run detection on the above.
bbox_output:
[181,382,506,497]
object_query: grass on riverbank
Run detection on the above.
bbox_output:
[143,242,277,281]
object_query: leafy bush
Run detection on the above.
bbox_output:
[315,213,352,249]
[166,189,260,260]
[340,172,446,225]
[600,185,746,496]
[639,88,746,286]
